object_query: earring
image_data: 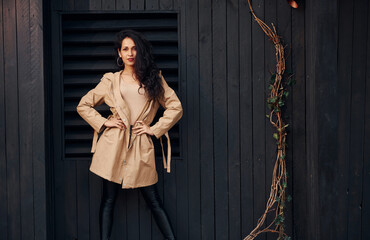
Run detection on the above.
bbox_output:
[116,56,124,67]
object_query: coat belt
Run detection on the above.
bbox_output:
[160,132,172,173]
[90,128,173,174]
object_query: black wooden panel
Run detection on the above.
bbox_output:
[0,0,7,238]
[251,1,267,239]
[347,0,368,239]
[199,0,215,239]
[18,0,36,236]
[61,13,181,161]
[362,9,370,238]
[176,2,189,240]
[4,1,21,239]
[304,0,320,239]
[337,0,354,239]
[186,0,201,239]
[239,0,254,237]
[291,3,307,240]
[227,0,241,238]
[213,0,229,239]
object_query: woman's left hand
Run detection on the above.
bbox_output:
[132,120,154,136]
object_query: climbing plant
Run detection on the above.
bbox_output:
[244,1,296,240]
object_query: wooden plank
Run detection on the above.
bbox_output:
[347,0,368,238]
[77,162,90,240]
[30,0,47,238]
[4,0,21,239]
[52,9,66,240]
[213,0,228,238]
[63,0,74,10]
[176,1,189,239]
[146,0,159,10]
[251,0,266,239]
[127,189,140,239]
[239,0,254,237]
[89,173,102,240]
[64,161,78,239]
[227,0,241,238]
[17,0,35,238]
[336,0,354,239]
[116,0,130,10]
[102,0,115,10]
[291,2,307,239]
[264,1,277,238]
[130,0,145,10]
[362,3,370,237]
[304,0,320,238]
[160,0,172,10]
[74,0,89,10]
[0,0,7,238]
[186,0,201,239]
[276,0,293,237]
[199,0,214,238]
[89,0,102,10]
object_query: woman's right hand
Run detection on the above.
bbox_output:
[103,116,126,130]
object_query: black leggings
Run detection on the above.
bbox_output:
[99,178,175,240]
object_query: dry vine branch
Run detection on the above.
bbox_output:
[244,1,293,240]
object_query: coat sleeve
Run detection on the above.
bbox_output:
[76,73,112,133]
[150,71,183,139]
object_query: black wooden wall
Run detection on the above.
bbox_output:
[1,0,370,240]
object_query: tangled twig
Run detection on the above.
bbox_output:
[244,1,294,240]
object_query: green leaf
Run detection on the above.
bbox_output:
[268,85,273,90]
[266,114,270,118]
[283,182,287,188]
[278,100,284,106]
[273,133,279,140]
[270,74,276,84]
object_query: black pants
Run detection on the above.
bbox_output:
[99,178,175,240]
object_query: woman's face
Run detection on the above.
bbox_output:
[117,37,137,66]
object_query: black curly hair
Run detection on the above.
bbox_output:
[114,29,164,102]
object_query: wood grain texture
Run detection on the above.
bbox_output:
[2,0,370,239]
[199,0,214,238]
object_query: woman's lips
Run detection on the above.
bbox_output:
[128,58,134,62]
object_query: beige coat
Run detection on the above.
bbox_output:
[76,70,183,189]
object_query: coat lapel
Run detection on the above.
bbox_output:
[112,71,131,125]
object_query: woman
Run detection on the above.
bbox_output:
[76,29,183,240]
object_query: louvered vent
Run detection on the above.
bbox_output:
[62,13,180,161]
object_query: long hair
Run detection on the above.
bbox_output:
[114,29,164,102]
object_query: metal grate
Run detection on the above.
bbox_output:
[61,13,180,161]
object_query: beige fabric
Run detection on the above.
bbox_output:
[119,76,148,125]
[76,70,183,189]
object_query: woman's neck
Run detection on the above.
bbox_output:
[122,66,135,75]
